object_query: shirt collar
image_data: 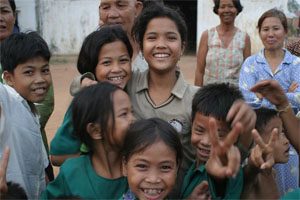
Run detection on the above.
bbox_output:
[256,48,293,65]
[135,70,188,99]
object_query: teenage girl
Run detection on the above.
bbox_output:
[42,82,134,199]
[50,25,133,166]
[121,118,183,200]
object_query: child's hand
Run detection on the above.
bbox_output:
[187,181,211,200]
[288,82,298,93]
[81,77,97,89]
[249,129,278,170]
[0,147,10,195]
[227,100,256,136]
[206,118,242,179]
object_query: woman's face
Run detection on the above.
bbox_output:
[259,17,287,51]
[217,0,237,25]
[0,0,15,42]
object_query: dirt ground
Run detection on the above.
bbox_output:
[45,54,196,175]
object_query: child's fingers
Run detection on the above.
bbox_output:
[268,128,279,147]
[252,129,268,150]
[261,155,274,170]
[208,118,220,150]
[226,146,241,177]
[223,122,242,150]
[0,147,10,174]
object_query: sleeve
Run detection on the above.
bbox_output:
[285,60,300,110]
[50,104,81,155]
[40,169,70,199]
[69,72,95,96]
[239,58,262,108]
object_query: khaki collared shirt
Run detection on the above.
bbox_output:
[127,70,199,172]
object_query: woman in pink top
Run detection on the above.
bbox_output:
[194,0,251,86]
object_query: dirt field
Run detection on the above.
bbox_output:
[45,54,196,175]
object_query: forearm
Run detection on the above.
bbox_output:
[194,72,204,86]
[50,153,80,167]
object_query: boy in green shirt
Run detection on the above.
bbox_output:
[181,83,247,199]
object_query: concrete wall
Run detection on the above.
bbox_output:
[197,0,295,54]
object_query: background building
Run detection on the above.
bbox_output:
[15,0,300,55]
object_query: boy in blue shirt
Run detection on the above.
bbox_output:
[0,32,52,199]
[181,83,247,199]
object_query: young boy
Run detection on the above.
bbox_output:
[0,32,51,199]
[242,108,291,199]
[181,83,245,199]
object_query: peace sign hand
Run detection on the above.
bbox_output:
[205,118,242,179]
[249,129,278,170]
[0,147,10,196]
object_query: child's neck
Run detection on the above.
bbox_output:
[91,144,123,179]
[28,101,38,115]
[147,69,177,106]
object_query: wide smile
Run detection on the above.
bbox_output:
[107,75,126,85]
[153,53,170,59]
[197,147,210,159]
[32,87,48,95]
[140,188,164,200]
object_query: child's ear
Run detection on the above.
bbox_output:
[86,123,103,140]
[3,71,14,86]
[181,42,186,56]
[122,157,128,177]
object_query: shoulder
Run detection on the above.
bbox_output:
[60,155,89,174]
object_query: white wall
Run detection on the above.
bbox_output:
[197,0,294,54]
[15,0,37,32]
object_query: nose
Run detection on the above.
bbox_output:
[281,133,289,145]
[201,134,211,147]
[145,170,161,183]
[107,7,120,19]
[111,62,122,72]
[34,72,47,84]
[155,37,167,49]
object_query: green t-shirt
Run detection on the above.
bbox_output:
[41,155,128,199]
[281,188,300,200]
[181,162,243,199]
[50,104,82,155]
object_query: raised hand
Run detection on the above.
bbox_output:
[205,118,242,179]
[187,181,211,200]
[249,129,278,170]
[81,77,97,89]
[0,147,10,196]
[250,80,288,108]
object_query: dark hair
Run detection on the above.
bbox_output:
[257,8,288,33]
[0,32,51,72]
[77,25,133,76]
[255,108,278,134]
[71,82,122,153]
[213,0,243,15]
[122,118,183,166]
[8,0,16,13]
[192,83,244,123]
[2,182,27,199]
[132,3,187,51]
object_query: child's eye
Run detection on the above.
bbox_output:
[160,165,172,172]
[194,127,204,135]
[100,5,110,10]
[42,68,50,74]
[120,58,129,64]
[24,70,34,75]
[135,164,147,171]
[101,61,111,66]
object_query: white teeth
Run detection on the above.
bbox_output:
[154,53,169,58]
[143,188,162,195]
[33,88,46,95]
[108,76,124,81]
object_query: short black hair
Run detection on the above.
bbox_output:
[77,25,133,76]
[122,118,183,166]
[255,108,278,134]
[2,182,27,199]
[132,3,187,51]
[0,32,51,73]
[213,0,243,15]
[192,83,244,123]
[71,82,121,153]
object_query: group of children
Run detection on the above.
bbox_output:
[0,2,299,200]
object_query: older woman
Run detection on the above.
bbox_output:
[239,8,300,196]
[194,0,251,86]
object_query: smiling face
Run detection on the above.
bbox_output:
[123,140,178,200]
[99,0,142,35]
[106,89,134,150]
[95,40,131,89]
[0,0,16,42]
[261,116,290,163]
[217,0,238,24]
[259,17,287,51]
[4,56,52,103]
[142,17,184,74]
[191,112,230,165]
